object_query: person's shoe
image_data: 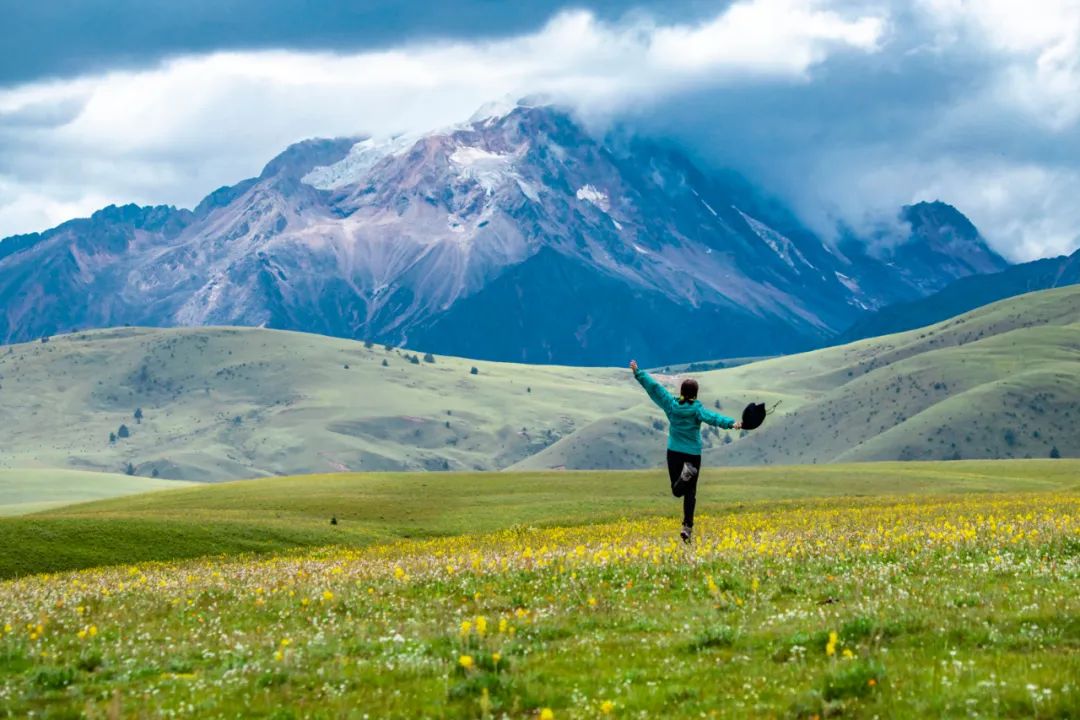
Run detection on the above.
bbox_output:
[680,524,693,544]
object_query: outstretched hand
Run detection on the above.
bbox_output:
[629,359,638,373]
[734,421,743,430]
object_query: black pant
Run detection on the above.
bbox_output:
[666,450,701,528]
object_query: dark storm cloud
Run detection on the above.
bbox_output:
[0,0,722,84]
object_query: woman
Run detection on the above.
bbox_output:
[630,359,741,543]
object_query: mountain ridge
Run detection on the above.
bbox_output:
[0,103,1010,365]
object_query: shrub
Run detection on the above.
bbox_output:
[423,352,435,363]
[382,359,389,367]
[109,432,117,444]
[470,367,479,375]
[134,408,143,424]
[124,462,135,476]
[117,424,130,439]
[364,340,374,349]
[409,355,420,365]
[1050,446,1061,459]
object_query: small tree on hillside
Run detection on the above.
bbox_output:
[470,366,479,375]
[109,432,117,444]
[382,359,389,367]
[117,424,130,439]
[134,408,143,424]
[124,462,135,476]
[364,340,374,349]
[409,354,421,365]
[423,352,435,363]
[1050,446,1061,459]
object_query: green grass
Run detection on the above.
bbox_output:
[0,469,192,516]
[2,459,1077,579]
[0,286,1076,482]
[1,476,1077,718]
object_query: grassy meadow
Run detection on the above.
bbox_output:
[3,460,1078,579]
[1,460,1079,717]
[0,287,1076,485]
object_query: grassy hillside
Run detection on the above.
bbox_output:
[2,460,1077,579]
[0,469,192,516]
[0,327,636,480]
[2,477,1077,717]
[0,286,1076,481]
[701,285,1079,467]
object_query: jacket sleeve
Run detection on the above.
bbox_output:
[634,369,677,414]
[698,406,736,429]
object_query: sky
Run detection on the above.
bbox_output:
[1,0,1079,261]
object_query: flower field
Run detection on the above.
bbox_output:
[2,491,1079,718]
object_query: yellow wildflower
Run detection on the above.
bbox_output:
[459,655,474,669]
[601,700,615,715]
[826,631,838,657]
[540,709,555,720]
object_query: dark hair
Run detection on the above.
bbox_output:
[679,378,699,404]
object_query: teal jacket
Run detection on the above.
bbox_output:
[634,368,735,455]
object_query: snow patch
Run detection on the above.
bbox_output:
[834,271,860,293]
[303,134,417,189]
[576,185,610,212]
[449,146,516,194]
[632,243,648,254]
[734,207,815,271]
[612,218,623,231]
[516,178,540,202]
[691,189,718,217]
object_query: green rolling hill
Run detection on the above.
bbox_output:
[0,469,192,516]
[0,287,1076,491]
[2,459,1076,578]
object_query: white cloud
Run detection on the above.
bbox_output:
[0,0,1078,263]
[0,1,884,239]
[916,0,1080,128]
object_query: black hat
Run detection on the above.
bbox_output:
[741,402,767,430]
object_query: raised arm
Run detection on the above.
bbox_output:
[629,360,677,414]
[698,405,737,430]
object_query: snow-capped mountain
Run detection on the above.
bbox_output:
[0,103,1009,365]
